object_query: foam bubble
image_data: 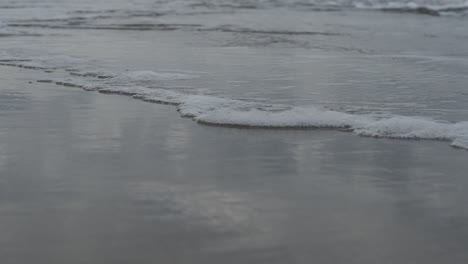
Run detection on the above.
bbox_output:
[191,104,371,128]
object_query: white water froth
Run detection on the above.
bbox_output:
[451,138,468,149]
[57,75,468,150]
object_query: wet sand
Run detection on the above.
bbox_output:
[1,66,468,264]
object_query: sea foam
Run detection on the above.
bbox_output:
[58,75,468,150]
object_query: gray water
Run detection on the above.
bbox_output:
[1,0,468,263]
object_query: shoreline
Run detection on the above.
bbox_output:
[1,63,467,152]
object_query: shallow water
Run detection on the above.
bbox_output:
[2,0,468,148]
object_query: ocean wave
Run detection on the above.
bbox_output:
[1,54,467,151]
[353,1,468,16]
[0,0,467,28]
[155,0,468,16]
[1,0,466,35]
[2,0,467,30]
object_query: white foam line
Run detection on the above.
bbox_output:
[93,83,468,150]
[2,54,467,151]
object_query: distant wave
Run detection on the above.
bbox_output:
[160,0,468,16]
[2,0,468,28]
[7,19,339,37]
[1,53,467,151]
[0,0,465,39]
[353,2,468,16]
